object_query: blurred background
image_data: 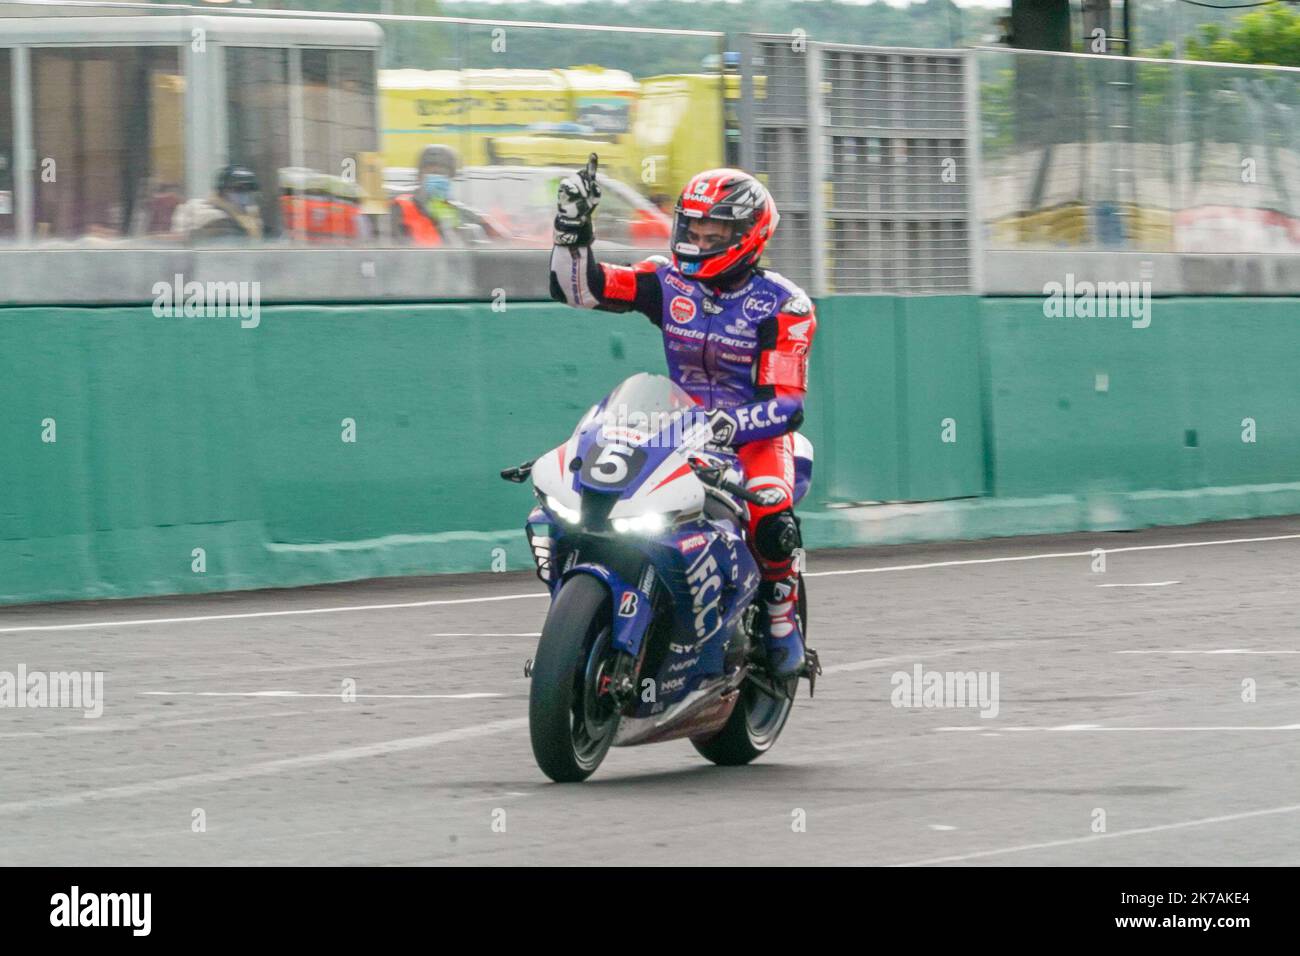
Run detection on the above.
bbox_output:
[0,0,1296,301]
[2,0,1300,606]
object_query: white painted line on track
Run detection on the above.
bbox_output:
[0,717,529,817]
[0,708,321,739]
[139,691,503,700]
[821,640,1035,675]
[805,532,1300,579]
[893,802,1300,866]
[429,633,541,637]
[0,593,549,634]
[1096,581,1180,588]
[938,723,1300,732]
[1117,649,1300,655]
[4,530,1296,634]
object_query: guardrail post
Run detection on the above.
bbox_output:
[807,41,829,297]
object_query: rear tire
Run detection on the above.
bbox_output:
[690,675,797,766]
[529,574,619,782]
[691,574,806,766]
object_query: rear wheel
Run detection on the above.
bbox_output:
[529,574,620,782]
[691,573,806,766]
[690,674,797,766]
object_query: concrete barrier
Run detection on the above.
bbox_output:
[2,294,1297,604]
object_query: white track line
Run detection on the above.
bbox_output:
[428,633,541,637]
[0,593,549,634]
[938,723,1300,732]
[3,530,1296,635]
[805,532,1300,579]
[893,802,1300,866]
[0,717,529,817]
[1118,649,1300,655]
[138,691,503,700]
[821,639,1034,675]
[1096,581,1180,588]
[0,708,321,739]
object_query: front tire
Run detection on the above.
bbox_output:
[529,574,619,782]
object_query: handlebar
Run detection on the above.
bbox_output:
[688,460,775,507]
[499,460,534,483]
[501,455,774,510]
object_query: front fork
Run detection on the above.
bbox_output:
[561,562,655,710]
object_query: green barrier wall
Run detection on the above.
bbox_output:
[2,295,1297,605]
[808,295,985,503]
[982,298,1300,496]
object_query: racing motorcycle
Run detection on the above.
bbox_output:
[501,372,818,782]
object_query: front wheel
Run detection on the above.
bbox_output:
[529,574,620,782]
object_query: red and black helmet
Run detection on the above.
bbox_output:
[671,169,779,282]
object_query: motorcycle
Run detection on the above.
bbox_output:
[501,372,819,782]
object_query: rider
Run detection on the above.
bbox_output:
[548,162,816,679]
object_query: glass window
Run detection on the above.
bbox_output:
[225,47,291,240]
[302,49,377,178]
[0,49,14,240]
[294,48,377,244]
[30,46,184,243]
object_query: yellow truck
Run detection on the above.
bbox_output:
[380,66,641,185]
[380,65,735,205]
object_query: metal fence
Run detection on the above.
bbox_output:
[740,35,976,295]
[979,47,1300,253]
[3,5,1300,303]
[977,47,1300,294]
[740,36,1300,296]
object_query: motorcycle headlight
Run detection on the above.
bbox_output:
[545,494,581,525]
[611,511,668,534]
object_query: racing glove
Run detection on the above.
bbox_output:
[554,166,601,247]
[703,408,739,450]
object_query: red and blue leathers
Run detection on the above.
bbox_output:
[548,244,817,585]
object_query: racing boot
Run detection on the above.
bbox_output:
[758,576,805,679]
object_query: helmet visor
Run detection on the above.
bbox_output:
[671,210,749,262]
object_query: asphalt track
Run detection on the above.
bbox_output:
[1,515,1298,866]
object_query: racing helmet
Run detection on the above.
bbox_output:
[671,169,779,282]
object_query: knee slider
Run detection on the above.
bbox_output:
[755,509,801,563]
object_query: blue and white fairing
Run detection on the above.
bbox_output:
[526,374,762,725]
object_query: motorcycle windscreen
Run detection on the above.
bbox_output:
[575,373,703,495]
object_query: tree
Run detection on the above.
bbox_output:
[1182,4,1300,68]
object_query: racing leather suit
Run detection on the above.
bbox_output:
[549,243,817,673]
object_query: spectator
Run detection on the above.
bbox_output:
[390,144,503,246]
[172,165,264,242]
